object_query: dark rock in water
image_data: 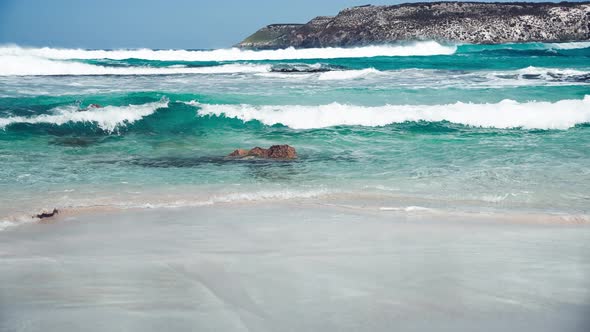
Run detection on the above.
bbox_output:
[521,74,542,80]
[35,208,59,219]
[236,2,590,49]
[228,145,297,160]
[270,63,347,73]
[271,67,330,73]
[547,72,590,83]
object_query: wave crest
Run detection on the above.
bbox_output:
[548,42,590,50]
[0,99,169,132]
[0,42,456,62]
[0,55,270,76]
[193,97,590,130]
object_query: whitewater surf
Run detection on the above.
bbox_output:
[1,41,590,221]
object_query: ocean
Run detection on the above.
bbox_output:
[1,41,589,226]
[1,41,590,331]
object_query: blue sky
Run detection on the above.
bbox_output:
[0,0,575,49]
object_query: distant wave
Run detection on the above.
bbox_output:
[514,66,590,82]
[486,66,590,84]
[259,66,384,80]
[192,97,590,130]
[0,55,270,76]
[547,42,590,50]
[518,66,584,75]
[456,41,590,53]
[263,66,590,85]
[0,99,168,132]
[0,41,456,63]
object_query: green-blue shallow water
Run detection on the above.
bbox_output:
[1,41,589,225]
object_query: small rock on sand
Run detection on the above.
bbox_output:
[35,208,59,219]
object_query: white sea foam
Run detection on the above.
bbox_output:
[255,72,316,79]
[134,189,331,209]
[0,55,270,76]
[548,41,590,50]
[0,214,38,232]
[318,68,381,80]
[516,66,589,77]
[485,66,590,86]
[193,96,590,130]
[0,99,168,132]
[92,189,331,209]
[480,193,516,203]
[0,220,21,232]
[0,42,456,62]
[379,206,433,212]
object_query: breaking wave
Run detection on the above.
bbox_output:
[0,55,270,76]
[193,96,590,130]
[512,66,590,82]
[547,42,590,50]
[0,42,456,63]
[0,99,169,132]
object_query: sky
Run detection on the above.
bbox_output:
[0,0,578,49]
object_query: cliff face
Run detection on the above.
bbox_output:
[236,2,590,49]
[238,24,304,49]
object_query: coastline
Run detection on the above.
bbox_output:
[2,190,590,233]
[237,2,590,49]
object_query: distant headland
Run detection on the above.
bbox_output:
[236,1,590,49]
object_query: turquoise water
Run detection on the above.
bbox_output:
[1,41,589,223]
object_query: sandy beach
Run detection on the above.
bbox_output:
[1,202,589,331]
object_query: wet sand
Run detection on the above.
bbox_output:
[1,202,590,332]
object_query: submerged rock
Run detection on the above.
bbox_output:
[228,145,297,160]
[35,208,59,219]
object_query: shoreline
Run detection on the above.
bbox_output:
[3,195,590,233]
